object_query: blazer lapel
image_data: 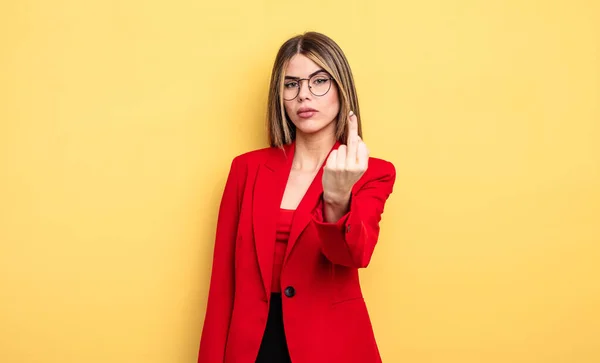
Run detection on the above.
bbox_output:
[252,142,294,299]
[284,141,341,267]
[252,140,341,298]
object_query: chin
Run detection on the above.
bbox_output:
[292,118,334,135]
[294,124,326,135]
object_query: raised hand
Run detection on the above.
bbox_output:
[322,111,369,205]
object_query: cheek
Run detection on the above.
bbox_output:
[323,89,340,116]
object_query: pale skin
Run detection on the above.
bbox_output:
[321,111,369,222]
[280,54,370,223]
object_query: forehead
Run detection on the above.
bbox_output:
[285,54,322,77]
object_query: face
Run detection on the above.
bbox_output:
[282,54,340,137]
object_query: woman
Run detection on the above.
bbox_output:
[198,31,396,363]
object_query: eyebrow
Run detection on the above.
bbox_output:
[284,69,328,80]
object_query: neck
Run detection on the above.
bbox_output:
[292,128,337,172]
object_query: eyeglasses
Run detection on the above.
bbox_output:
[283,72,334,101]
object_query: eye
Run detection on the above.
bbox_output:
[284,81,299,88]
[313,77,330,85]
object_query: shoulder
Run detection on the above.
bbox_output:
[365,156,396,179]
[230,146,276,167]
[353,156,396,193]
[346,155,397,198]
[367,156,395,173]
[227,146,283,178]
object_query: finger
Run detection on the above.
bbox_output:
[357,140,369,170]
[347,110,359,136]
[326,149,337,169]
[336,145,347,169]
[347,111,358,163]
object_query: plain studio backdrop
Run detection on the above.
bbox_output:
[1,0,598,362]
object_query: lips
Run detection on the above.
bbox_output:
[297,108,318,118]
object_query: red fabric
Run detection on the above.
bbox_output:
[198,141,396,363]
[271,208,294,293]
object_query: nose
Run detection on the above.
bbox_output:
[297,79,311,101]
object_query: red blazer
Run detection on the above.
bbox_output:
[198,141,396,363]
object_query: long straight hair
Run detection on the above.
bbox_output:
[266,32,362,148]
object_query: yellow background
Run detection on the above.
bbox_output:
[1,0,598,362]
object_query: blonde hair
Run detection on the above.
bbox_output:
[266,32,362,148]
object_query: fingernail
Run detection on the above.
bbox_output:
[349,110,354,116]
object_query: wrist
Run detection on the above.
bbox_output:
[323,190,351,206]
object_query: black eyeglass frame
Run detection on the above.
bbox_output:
[282,70,336,101]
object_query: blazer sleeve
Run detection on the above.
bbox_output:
[198,157,241,363]
[311,160,396,268]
